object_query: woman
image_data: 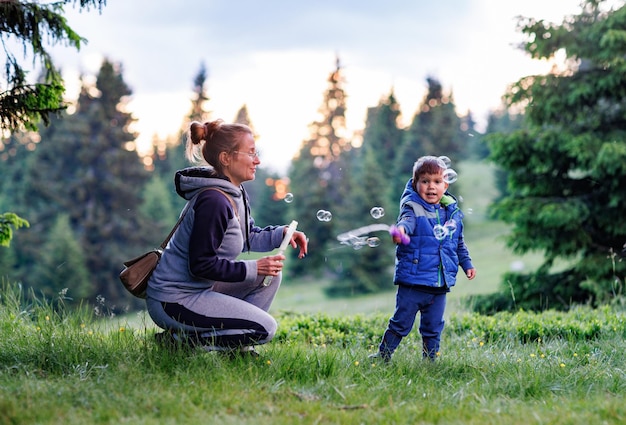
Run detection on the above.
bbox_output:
[146,119,308,354]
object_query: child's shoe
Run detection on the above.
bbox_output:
[368,351,392,363]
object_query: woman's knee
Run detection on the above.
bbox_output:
[258,314,278,344]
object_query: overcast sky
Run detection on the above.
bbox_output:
[49,0,622,173]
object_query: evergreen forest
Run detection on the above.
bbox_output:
[1,0,625,315]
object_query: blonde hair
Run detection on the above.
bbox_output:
[187,119,253,174]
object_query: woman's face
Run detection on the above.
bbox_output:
[226,132,260,186]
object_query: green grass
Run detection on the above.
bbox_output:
[2,283,626,424]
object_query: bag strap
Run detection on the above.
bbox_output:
[158,187,237,250]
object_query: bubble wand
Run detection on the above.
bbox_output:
[389,225,410,245]
[262,220,298,286]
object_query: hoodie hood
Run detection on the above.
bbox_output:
[174,167,242,201]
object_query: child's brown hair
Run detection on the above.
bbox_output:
[411,156,446,191]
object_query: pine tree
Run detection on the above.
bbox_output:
[361,90,405,218]
[0,131,37,217]
[394,77,465,196]
[1,0,106,250]
[234,104,254,129]
[247,169,288,244]
[188,62,211,123]
[481,108,526,198]
[15,59,150,306]
[0,0,105,131]
[362,90,404,178]
[325,144,395,296]
[32,214,90,300]
[473,0,626,312]
[288,58,352,276]
[140,175,178,234]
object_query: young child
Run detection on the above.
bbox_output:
[372,155,476,362]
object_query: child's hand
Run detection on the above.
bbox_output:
[466,268,476,280]
[389,225,410,245]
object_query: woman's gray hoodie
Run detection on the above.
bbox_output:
[146,167,285,304]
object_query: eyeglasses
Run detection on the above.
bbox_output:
[233,150,261,159]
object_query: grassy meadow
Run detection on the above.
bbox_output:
[3,160,625,424]
[1,282,626,425]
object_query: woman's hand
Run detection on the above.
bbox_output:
[287,230,308,259]
[257,254,286,277]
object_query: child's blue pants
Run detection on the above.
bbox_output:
[379,285,447,359]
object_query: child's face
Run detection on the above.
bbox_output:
[416,172,449,204]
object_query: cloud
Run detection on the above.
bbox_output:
[47,0,615,173]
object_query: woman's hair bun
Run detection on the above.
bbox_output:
[190,119,224,145]
[189,121,206,145]
[204,119,223,142]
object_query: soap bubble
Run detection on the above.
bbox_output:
[433,224,448,240]
[443,168,458,184]
[316,209,332,222]
[352,240,365,250]
[370,206,385,219]
[437,156,452,168]
[367,237,381,247]
[336,224,391,250]
[283,193,294,203]
[444,220,457,235]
